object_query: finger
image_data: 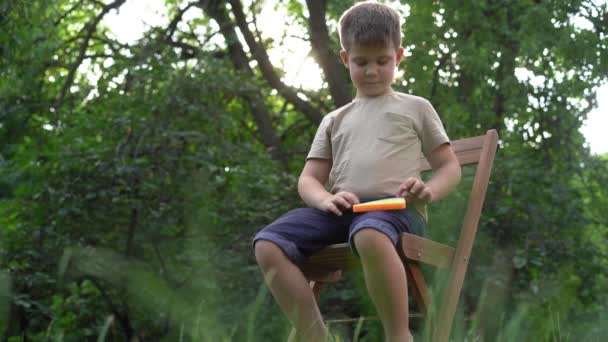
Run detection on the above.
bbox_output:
[410,181,425,196]
[403,177,417,190]
[341,192,360,205]
[396,181,408,197]
[333,196,352,210]
[404,192,413,203]
[397,178,417,197]
[396,184,405,197]
[327,203,342,216]
[419,188,433,203]
[397,186,411,199]
[420,190,431,203]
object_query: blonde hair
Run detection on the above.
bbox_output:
[338,1,402,52]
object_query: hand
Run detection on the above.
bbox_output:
[396,177,434,205]
[318,191,360,216]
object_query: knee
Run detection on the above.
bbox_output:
[352,228,393,257]
[254,240,283,268]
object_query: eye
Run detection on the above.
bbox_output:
[377,59,389,65]
[355,60,367,66]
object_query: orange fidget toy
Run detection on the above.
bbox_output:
[352,197,406,213]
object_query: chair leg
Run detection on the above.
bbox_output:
[311,280,323,302]
[405,261,430,317]
[287,281,324,342]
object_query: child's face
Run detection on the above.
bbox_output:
[340,44,404,97]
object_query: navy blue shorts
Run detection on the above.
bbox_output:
[253,206,425,263]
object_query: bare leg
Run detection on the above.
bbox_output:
[254,240,328,341]
[353,229,412,342]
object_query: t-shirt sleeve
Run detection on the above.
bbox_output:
[306,115,333,160]
[418,99,450,158]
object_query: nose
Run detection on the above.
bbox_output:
[365,64,377,76]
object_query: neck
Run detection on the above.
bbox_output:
[356,88,394,98]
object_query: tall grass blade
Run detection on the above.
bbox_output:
[97,315,114,342]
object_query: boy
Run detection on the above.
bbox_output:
[253,1,461,341]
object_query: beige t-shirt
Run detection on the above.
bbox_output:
[306,91,449,220]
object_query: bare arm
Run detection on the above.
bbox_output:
[425,143,461,202]
[298,158,359,215]
[396,143,461,203]
[298,158,333,207]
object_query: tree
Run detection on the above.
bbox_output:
[1,0,607,340]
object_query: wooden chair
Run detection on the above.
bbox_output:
[296,129,499,342]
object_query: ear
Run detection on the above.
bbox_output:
[395,46,404,65]
[339,49,349,68]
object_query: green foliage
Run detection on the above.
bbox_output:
[44,280,106,340]
[0,272,9,337]
[0,0,607,340]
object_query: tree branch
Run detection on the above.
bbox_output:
[53,1,83,26]
[430,52,449,102]
[305,0,352,107]
[229,0,324,124]
[159,2,213,60]
[205,1,287,166]
[56,0,126,115]
[166,2,198,40]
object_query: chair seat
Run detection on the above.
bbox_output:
[299,233,456,282]
[299,243,353,282]
[399,233,455,268]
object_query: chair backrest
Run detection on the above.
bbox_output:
[400,129,498,262]
[419,132,496,172]
[434,129,499,341]
[400,129,498,342]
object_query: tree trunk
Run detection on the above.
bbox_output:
[305,0,352,107]
[229,0,324,125]
[205,1,287,165]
